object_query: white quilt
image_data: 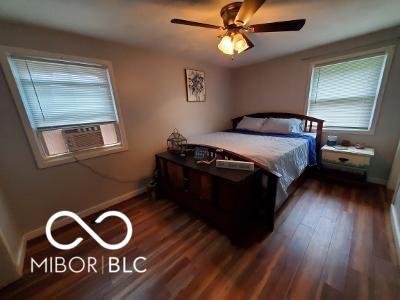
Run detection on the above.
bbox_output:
[187,131,309,203]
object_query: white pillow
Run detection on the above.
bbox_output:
[236,116,265,132]
[260,118,302,134]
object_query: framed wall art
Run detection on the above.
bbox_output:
[185,69,206,102]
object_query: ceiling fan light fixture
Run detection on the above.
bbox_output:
[218,35,234,55]
[233,33,249,53]
[171,1,306,59]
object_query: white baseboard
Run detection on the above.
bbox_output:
[0,229,23,279]
[16,237,26,276]
[16,186,146,273]
[367,176,387,185]
[24,186,146,241]
[390,204,400,264]
[0,229,26,277]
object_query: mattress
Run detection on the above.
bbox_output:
[187,131,312,209]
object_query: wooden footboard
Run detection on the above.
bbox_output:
[185,144,281,230]
[156,146,280,240]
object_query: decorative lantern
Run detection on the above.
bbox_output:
[167,128,187,156]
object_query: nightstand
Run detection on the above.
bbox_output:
[320,145,375,183]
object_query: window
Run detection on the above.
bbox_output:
[0,47,127,168]
[306,48,393,132]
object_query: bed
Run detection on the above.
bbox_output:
[187,112,324,216]
[156,112,323,236]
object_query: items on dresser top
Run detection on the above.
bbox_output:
[340,139,351,147]
[167,128,187,156]
[333,145,348,150]
[355,143,366,149]
[216,159,255,171]
[327,135,338,146]
[193,146,210,161]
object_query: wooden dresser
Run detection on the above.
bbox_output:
[155,152,269,242]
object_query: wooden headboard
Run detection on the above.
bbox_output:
[231,112,325,164]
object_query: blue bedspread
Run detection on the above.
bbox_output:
[225,129,317,166]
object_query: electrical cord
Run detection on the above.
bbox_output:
[73,156,139,184]
[196,157,217,165]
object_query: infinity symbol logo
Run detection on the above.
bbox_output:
[45,211,133,250]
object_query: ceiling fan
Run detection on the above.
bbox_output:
[171,0,305,56]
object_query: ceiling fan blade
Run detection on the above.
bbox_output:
[250,19,306,32]
[242,33,255,52]
[171,19,222,29]
[234,0,267,26]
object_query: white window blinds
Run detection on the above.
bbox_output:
[8,56,118,129]
[307,53,387,130]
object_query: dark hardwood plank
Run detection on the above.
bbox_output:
[319,211,354,293]
[0,178,399,300]
[256,224,314,299]
[288,216,336,299]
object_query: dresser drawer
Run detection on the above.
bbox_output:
[322,151,371,169]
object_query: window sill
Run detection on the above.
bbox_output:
[322,127,375,135]
[36,143,128,168]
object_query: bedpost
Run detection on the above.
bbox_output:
[231,117,243,129]
[315,120,324,165]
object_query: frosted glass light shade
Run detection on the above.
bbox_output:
[233,33,249,53]
[218,36,234,55]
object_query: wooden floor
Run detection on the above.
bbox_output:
[1,178,399,299]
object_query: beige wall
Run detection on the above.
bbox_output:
[0,21,233,235]
[390,139,400,259]
[388,139,400,190]
[232,26,400,183]
[0,186,22,258]
[0,236,19,288]
[0,186,22,288]
[391,152,400,261]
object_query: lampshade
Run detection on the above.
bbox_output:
[233,33,249,54]
[218,36,234,55]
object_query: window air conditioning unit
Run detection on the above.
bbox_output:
[63,125,104,152]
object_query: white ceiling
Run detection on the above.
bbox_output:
[0,0,399,67]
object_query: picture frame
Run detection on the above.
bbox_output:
[193,146,210,161]
[185,69,206,102]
